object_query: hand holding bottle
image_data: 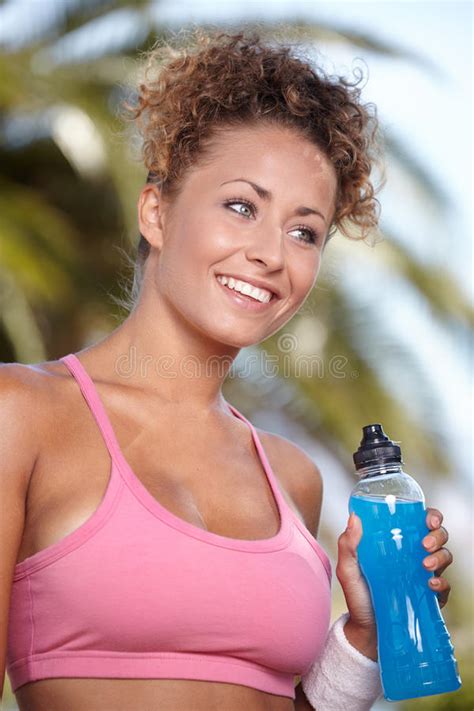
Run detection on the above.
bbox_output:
[342,423,461,701]
[337,506,453,634]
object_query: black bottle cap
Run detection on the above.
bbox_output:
[353,424,402,472]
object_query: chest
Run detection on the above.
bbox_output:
[18,399,300,566]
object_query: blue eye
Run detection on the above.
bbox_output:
[222,197,320,246]
[289,225,318,245]
[223,198,257,218]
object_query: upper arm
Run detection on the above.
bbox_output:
[282,442,323,539]
[258,431,324,539]
[0,364,40,698]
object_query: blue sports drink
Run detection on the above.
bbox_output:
[348,424,462,702]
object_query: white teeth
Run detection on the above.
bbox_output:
[217,275,272,303]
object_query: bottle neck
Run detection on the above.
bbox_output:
[356,461,403,479]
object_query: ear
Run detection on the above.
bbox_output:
[137,185,167,251]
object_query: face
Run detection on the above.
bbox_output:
[138,124,338,349]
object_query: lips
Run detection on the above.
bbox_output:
[215,273,280,300]
[215,275,277,312]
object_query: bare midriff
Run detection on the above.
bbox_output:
[15,678,296,711]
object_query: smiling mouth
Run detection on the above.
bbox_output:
[215,275,280,312]
[215,274,278,303]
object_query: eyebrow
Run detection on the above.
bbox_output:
[219,178,328,225]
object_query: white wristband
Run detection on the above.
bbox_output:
[301,612,383,711]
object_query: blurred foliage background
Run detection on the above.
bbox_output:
[0,1,472,709]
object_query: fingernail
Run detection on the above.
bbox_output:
[430,578,440,586]
[432,516,441,527]
[424,536,435,548]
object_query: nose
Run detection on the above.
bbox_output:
[245,226,285,271]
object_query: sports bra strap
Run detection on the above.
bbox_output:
[60,353,123,464]
[226,404,275,483]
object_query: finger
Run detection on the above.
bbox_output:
[426,507,443,529]
[423,547,453,575]
[428,575,451,608]
[337,514,361,555]
[422,525,450,552]
[336,515,363,577]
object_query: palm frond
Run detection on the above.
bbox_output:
[0,267,47,362]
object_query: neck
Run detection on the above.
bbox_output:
[85,286,241,413]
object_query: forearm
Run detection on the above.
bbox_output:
[294,622,377,709]
[343,617,378,662]
[299,613,382,711]
[294,680,315,710]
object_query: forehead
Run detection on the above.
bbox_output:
[182,124,337,201]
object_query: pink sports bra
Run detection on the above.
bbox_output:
[6,353,332,699]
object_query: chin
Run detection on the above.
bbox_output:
[213,330,261,350]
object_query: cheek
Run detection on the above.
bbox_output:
[292,256,322,298]
[178,212,235,264]
[156,222,224,300]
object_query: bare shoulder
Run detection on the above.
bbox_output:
[0,360,46,409]
[0,362,46,523]
[0,358,72,510]
[0,358,61,402]
[256,428,324,538]
[0,359,64,450]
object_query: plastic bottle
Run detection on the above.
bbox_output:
[348,423,462,702]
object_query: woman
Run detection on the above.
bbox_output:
[1,29,452,711]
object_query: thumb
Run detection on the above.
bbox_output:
[339,512,363,561]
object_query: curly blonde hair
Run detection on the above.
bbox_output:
[118,27,385,310]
